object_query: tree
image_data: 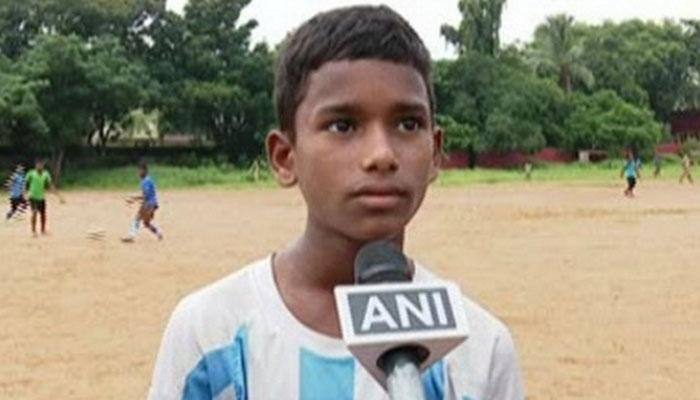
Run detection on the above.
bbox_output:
[83,35,151,152]
[440,0,507,56]
[146,0,274,162]
[527,14,594,93]
[435,52,568,159]
[434,54,498,166]
[437,115,480,154]
[484,70,567,153]
[0,70,48,149]
[579,20,694,121]
[0,0,165,59]
[563,90,664,154]
[19,34,93,182]
[679,20,700,110]
[0,0,42,59]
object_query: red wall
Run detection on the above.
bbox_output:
[443,147,574,169]
[671,110,700,134]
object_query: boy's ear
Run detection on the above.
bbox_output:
[266,130,298,187]
[428,127,444,183]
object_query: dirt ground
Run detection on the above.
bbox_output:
[1,181,699,400]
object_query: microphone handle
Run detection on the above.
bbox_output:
[384,350,426,400]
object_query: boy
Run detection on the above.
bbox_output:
[122,161,163,242]
[679,152,693,184]
[621,151,641,197]
[653,151,662,178]
[5,163,28,220]
[149,6,523,400]
[25,158,62,236]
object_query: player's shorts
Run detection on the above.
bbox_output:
[140,202,159,215]
[10,196,27,211]
[626,177,636,190]
[29,199,46,213]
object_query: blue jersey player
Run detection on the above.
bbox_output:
[122,161,163,242]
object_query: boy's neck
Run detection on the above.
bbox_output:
[272,218,408,338]
[279,219,405,290]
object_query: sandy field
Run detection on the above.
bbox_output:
[1,181,699,399]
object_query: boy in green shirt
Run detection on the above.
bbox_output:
[25,158,63,236]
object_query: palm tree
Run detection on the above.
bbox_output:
[527,14,594,93]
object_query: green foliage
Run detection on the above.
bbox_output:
[134,0,274,163]
[0,70,48,147]
[437,115,479,153]
[440,0,506,56]
[20,34,92,152]
[527,14,594,93]
[563,90,664,153]
[578,20,696,120]
[83,35,152,149]
[435,52,568,155]
[681,138,700,156]
[0,0,42,59]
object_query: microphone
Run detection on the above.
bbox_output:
[334,241,469,400]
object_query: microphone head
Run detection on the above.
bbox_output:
[354,240,410,284]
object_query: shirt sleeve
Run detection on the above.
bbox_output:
[485,329,525,400]
[148,298,205,400]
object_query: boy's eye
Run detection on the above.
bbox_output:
[327,119,355,134]
[398,117,424,133]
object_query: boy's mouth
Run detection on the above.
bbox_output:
[350,184,409,210]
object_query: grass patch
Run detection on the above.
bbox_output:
[438,160,687,186]
[59,160,689,190]
[61,164,275,190]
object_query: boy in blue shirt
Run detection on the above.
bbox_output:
[621,151,641,197]
[122,161,163,242]
[5,163,28,220]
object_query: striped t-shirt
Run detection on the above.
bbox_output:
[148,257,524,400]
[9,172,25,198]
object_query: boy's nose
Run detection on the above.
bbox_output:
[361,124,398,173]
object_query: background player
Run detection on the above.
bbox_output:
[5,163,28,221]
[122,161,163,242]
[25,158,64,236]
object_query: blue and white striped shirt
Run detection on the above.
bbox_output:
[9,172,25,199]
[148,257,524,400]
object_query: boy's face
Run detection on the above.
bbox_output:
[269,59,442,242]
[138,167,147,179]
[35,161,44,171]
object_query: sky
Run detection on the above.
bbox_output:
[166,0,700,59]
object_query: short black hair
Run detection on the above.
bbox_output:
[138,160,148,171]
[275,5,435,138]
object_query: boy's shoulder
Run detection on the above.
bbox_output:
[165,257,272,353]
[414,265,512,339]
[178,258,514,343]
[415,264,522,394]
[177,257,267,313]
